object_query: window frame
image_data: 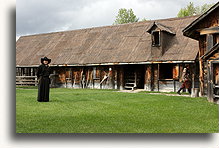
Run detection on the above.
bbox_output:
[151,30,161,47]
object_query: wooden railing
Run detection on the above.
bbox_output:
[157,79,177,92]
[16,76,38,86]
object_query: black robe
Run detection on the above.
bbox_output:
[37,64,51,102]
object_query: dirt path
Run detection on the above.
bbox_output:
[117,89,191,97]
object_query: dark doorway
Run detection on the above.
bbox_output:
[124,65,145,89]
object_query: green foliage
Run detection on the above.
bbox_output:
[195,3,215,14]
[113,8,139,25]
[177,2,215,17]
[16,88,218,133]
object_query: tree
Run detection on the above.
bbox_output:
[195,3,215,15]
[177,2,196,17]
[177,2,215,17]
[113,8,139,25]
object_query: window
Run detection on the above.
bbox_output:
[152,31,160,46]
[159,64,174,79]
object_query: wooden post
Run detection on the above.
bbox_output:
[71,68,73,88]
[144,65,149,91]
[65,68,67,88]
[157,64,160,92]
[207,61,214,102]
[114,68,117,89]
[119,67,124,90]
[117,67,121,90]
[100,67,103,89]
[199,59,204,96]
[151,65,154,91]
[109,67,114,89]
[134,71,137,88]
[144,65,153,91]
[207,34,214,51]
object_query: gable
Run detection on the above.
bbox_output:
[147,22,175,35]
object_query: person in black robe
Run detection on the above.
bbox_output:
[37,57,51,102]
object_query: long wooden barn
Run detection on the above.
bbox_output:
[16,15,200,92]
[183,2,219,102]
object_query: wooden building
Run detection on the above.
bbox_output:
[183,2,219,102]
[16,16,200,92]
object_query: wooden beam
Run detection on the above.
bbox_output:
[207,34,214,51]
[119,67,124,90]
[199,26,219,35]
[207,61,214,102]
[199,59,204,96]
[157,64,160,92]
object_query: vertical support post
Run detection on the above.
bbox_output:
[157,64,160,92]
[54,68,56,88]
[144,65,149,91]
[99,67,103,89]
[109,67,113,89]
[21,68,24,76]
[151,64,154,91]
[199,59,204,96]
[117,66,121,90]
[114,68,117,89]
[207,34,214,51]
[134,71,137,87]
[119,67,124,90]
[192,63,195,89]
[207,61,214,102]
[71,68,73,88]
[65,68,67,88]
[35,76,37,86]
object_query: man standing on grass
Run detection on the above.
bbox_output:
[37,57,51,102]
[177,65,191,95]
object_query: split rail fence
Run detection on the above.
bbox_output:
[16,76,38,86]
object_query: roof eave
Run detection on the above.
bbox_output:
[16,60,196,67]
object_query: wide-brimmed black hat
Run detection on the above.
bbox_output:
[41,56,51,64]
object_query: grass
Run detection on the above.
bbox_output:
[16,88,219,133]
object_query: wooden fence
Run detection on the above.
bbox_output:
[16,76,38,86]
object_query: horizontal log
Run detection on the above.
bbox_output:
[199,26,219,35]
[16,76,37,78]
[16,80,37,82]
[16,82,37,85]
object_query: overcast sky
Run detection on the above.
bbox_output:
[16,0,218,39]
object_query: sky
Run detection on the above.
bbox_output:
[16,0,218,39]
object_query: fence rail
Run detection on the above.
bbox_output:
[16,76,38,86]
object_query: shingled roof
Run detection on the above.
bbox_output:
[16,15,199,67]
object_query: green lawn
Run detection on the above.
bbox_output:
[16,88,218,133]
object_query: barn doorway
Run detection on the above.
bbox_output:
[124,65,145,90]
